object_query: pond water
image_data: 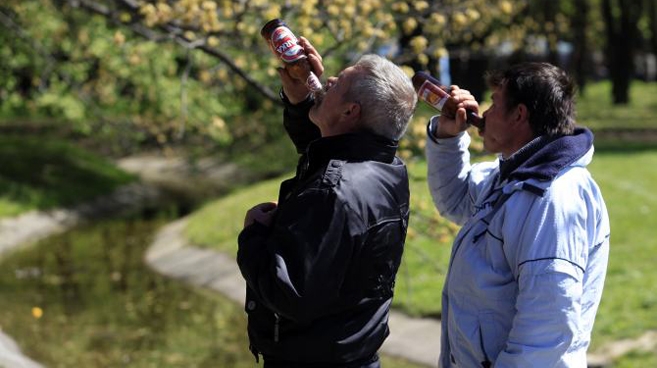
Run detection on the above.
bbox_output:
[0,207,255,367]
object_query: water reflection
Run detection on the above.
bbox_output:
[0,209,253,367]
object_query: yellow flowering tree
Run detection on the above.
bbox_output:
[1,0,624,152]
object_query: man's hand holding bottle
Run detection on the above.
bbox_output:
[277,37,324,104]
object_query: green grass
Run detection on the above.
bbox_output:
[0,135,135,217]
[613,350,657,368]
[576,80,657,130]
[587,148,657,349]
[185,175,290,251]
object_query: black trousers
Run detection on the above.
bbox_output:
[263,354,380,368]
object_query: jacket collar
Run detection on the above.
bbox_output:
[499,127,594,182]
[305,133,398,169]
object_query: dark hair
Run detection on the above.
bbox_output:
[485,62,576,137]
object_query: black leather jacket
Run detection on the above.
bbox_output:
[237,95,409,366]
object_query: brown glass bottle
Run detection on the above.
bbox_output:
[412,71,484,129]
[261,19,322,92]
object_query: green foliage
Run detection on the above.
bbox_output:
[0,135,134,217]
[5,0,631,152]
[1,0,282,150]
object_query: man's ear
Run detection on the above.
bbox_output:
[342,102,361,123]
[513,103,529,125]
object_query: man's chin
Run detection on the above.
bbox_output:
[313,89,326,106]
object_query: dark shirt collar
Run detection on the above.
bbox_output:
[305,133,398,169]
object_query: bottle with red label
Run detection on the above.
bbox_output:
[261,19,322,93]
[412,71,484,129]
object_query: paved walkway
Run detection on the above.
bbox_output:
[145,218,442,367]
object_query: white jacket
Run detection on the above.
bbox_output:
[426,119,610,368]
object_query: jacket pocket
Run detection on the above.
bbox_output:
[477,311,508,365]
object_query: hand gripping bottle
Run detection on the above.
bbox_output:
[261,19,322,93]
[412,71,484,129]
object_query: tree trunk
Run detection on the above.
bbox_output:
[602,0,642,104]
[649,0,657,56]
[571,0,590,95]
[449,52,488,102]
[542,0,560,66]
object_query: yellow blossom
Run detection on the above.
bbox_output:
[402,18,418,35]
[410,35,428,54]
[263,5,281,21]
[500,0,513,15]
[212,116,226,129]
[414,1,429,12]
[207,36,219,47]
[113,31,126,46]
[201,0,216,10]
[120,12,132,23]
[184,31,196,40]
[32,307,43,319]
[393,2,410,14]
[417,53,429,66]
[466,9,480,21]
[453,12,467,27]
[400,65,415,78]
[327,4,340,16]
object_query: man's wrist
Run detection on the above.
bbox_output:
[280,89,313,106]
[427,116,462,142]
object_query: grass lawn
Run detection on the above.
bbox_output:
[587,147,657,349]
[0,134,135,218]
[576,80,657,130]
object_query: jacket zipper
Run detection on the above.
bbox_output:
[274,313,280,342]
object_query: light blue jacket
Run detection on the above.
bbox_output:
[426,121,610,367]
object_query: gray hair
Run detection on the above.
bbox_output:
[344,54,417,140]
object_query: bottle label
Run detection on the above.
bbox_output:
[418,80,449,112]
[270,26,306,63]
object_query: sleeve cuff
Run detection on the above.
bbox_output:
[426,115,441,144]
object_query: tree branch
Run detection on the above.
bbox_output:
[66,0,282,105]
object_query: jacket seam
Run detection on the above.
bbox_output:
[517,257,585,273]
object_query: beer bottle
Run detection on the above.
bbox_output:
[261,19,322,93]
[412,71,484,129]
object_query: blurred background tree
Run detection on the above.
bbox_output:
[1,0,656,155]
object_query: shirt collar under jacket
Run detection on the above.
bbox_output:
[499,127,594,183]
